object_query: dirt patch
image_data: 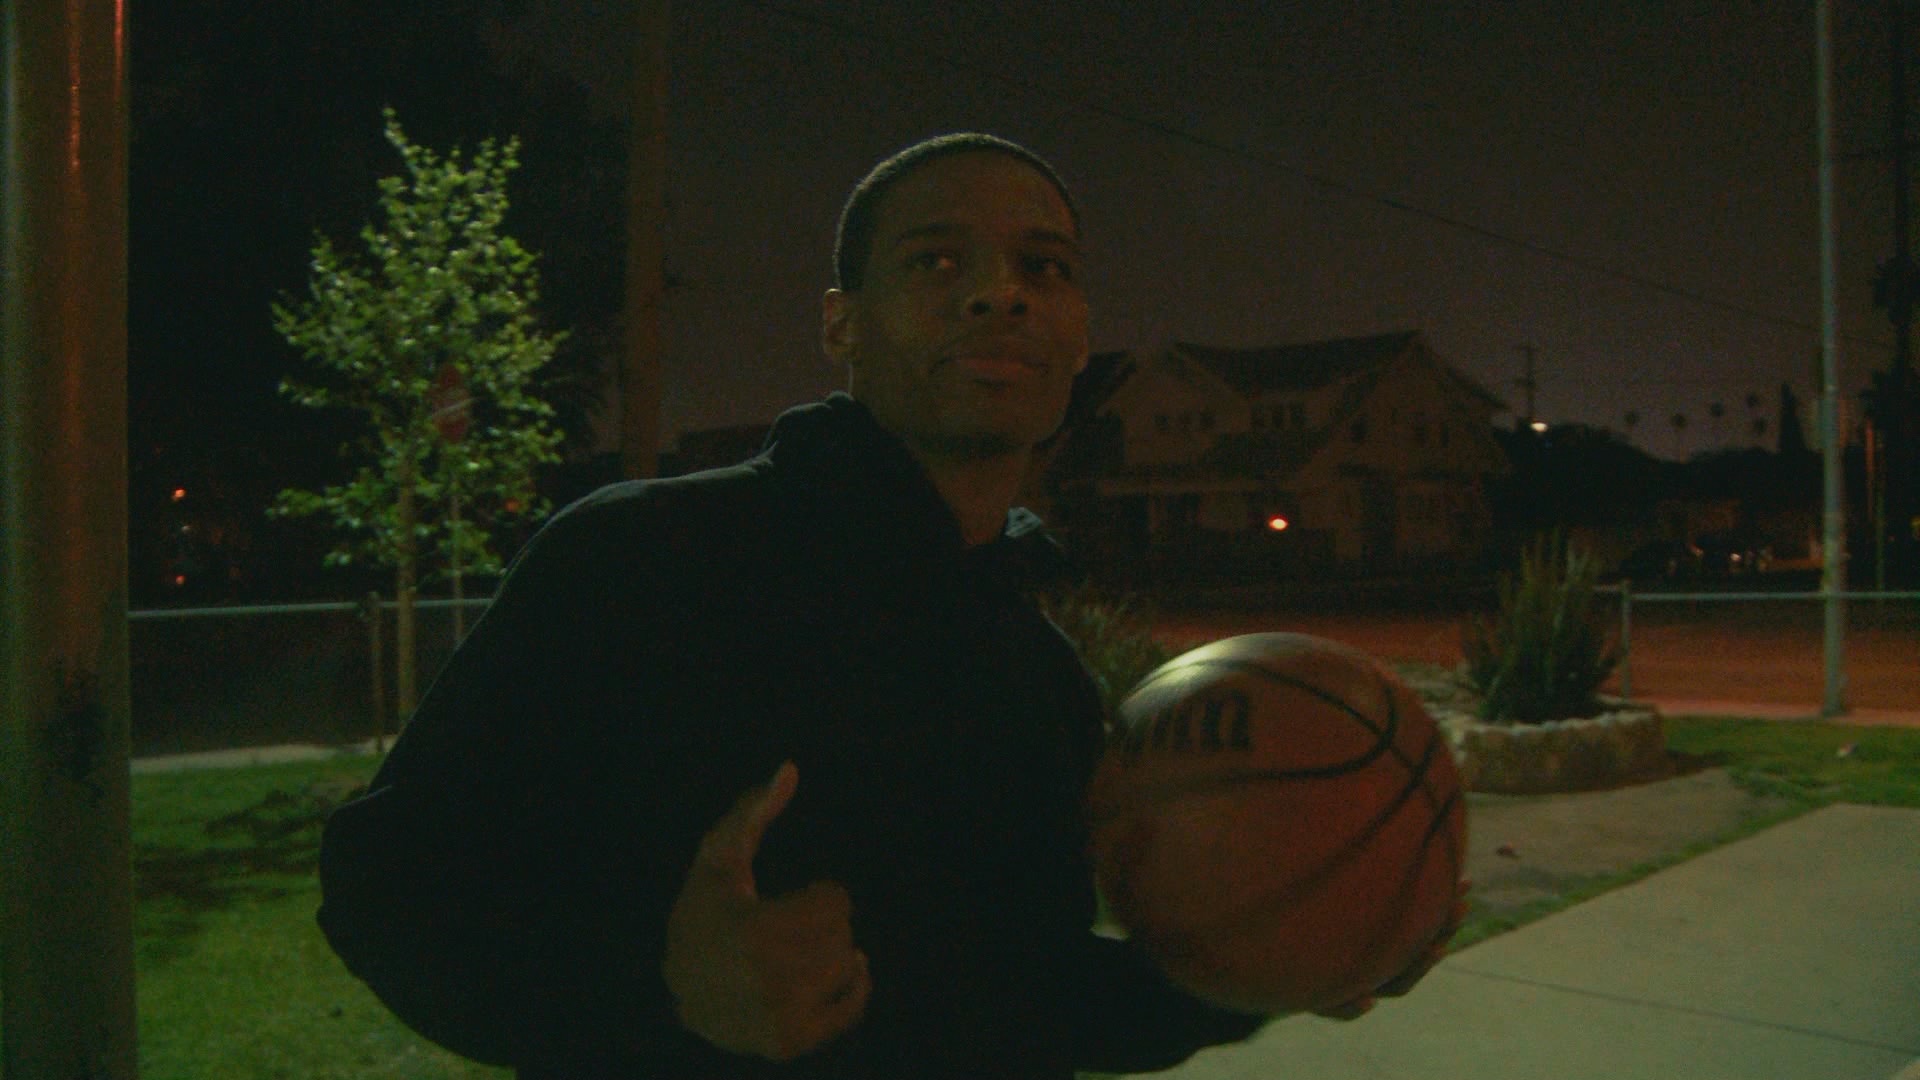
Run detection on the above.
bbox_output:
[1462,765,1796,921]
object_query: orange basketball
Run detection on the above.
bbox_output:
[1086,632,1466,1015]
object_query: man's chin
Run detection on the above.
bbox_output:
[914,429,1027,462]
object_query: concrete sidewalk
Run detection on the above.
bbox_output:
[130,739,384,774]
[1147,803,1920,1080]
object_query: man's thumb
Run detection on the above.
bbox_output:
[702,761,799,897]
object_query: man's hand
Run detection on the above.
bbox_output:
[662,762,872,1060]
[1313,879,1472,1021]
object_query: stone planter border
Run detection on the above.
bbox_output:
[1435,699,1668,794]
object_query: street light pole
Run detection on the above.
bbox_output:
[1816,0,1850,717]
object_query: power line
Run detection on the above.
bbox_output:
[735,0,1894,355]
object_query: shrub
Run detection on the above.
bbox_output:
[1461,530,1623,724]
[1038,584,1174,718]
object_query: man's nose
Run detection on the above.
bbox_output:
[965,257,1029,317]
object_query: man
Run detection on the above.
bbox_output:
[317,133,1456,1078]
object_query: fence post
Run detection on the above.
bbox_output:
[1618,581,1634,700]
[362,591,387,754]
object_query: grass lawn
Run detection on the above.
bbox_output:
[4,717,1916,1078]
[1663,714,1920,807]
[1443,715,1920,953]
[130,755,508,1080]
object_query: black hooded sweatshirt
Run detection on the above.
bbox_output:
[316,393,1263,1078]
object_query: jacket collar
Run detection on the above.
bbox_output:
[759,393,1076,589]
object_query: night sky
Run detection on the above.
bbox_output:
[491,0,1910,461]
[135,1,1911,471]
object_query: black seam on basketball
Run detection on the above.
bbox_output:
[1186,768,1462,991]
[1119,657,1397,777]
[1368,667,1434,791]
[1095,681,1452,825]
[1183,732,1447,937]
[1109,647,1467,977]
[1169,736,1463,946]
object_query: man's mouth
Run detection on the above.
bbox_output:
[952,354,1041,381]
[947,339,1045,382]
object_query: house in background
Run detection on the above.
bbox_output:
[1036,330,1509,578]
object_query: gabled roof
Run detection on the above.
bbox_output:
[1063,350,1136,428]
[1169,330,1508,413]
[1172,331,1422,396]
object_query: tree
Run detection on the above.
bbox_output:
[272,109,565,719]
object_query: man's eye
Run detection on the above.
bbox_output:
[909,251,958,272]
[1026,255,1075,281]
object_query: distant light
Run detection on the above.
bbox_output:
[171,574,186,587]
[1529,420,1548,433]
[170,487,186,501]
[1266,515,1290,532]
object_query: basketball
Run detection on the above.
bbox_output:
[1086,632,1466,1015]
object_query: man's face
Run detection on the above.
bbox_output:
[823,152,1090,462]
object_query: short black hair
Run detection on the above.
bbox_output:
[832,133,1079,292]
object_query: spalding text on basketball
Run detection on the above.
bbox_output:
[1113,689,1252,762]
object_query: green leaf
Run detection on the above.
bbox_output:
[272,108,568,584]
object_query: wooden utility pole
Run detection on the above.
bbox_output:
[1870,0,1920,586]
[621,0,670,479]
[1887,2,1914,378]
[1,0,139,1074]
[1514,344,1539,431]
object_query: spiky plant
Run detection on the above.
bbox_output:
[1038,584,1174,718]
[1461,530,1623,724]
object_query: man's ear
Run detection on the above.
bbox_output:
[821,288,857,369]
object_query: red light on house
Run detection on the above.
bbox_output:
[172,574,186,587]
[1266,515,1290,532]
[170,487,186,502]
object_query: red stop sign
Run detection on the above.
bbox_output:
[429,365,472,443]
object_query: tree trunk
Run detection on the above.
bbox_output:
[396,470,419,721]
[450,490,465,643]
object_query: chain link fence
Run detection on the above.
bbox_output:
[1605,584,1920,710]
[127,597,490,757]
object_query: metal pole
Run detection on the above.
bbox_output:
[1618,582,1634,700]
[0,0,137,1073]
[1817,0,1850,717]
[363,591,387,754]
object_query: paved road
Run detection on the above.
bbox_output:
[1153,602,1920,719]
